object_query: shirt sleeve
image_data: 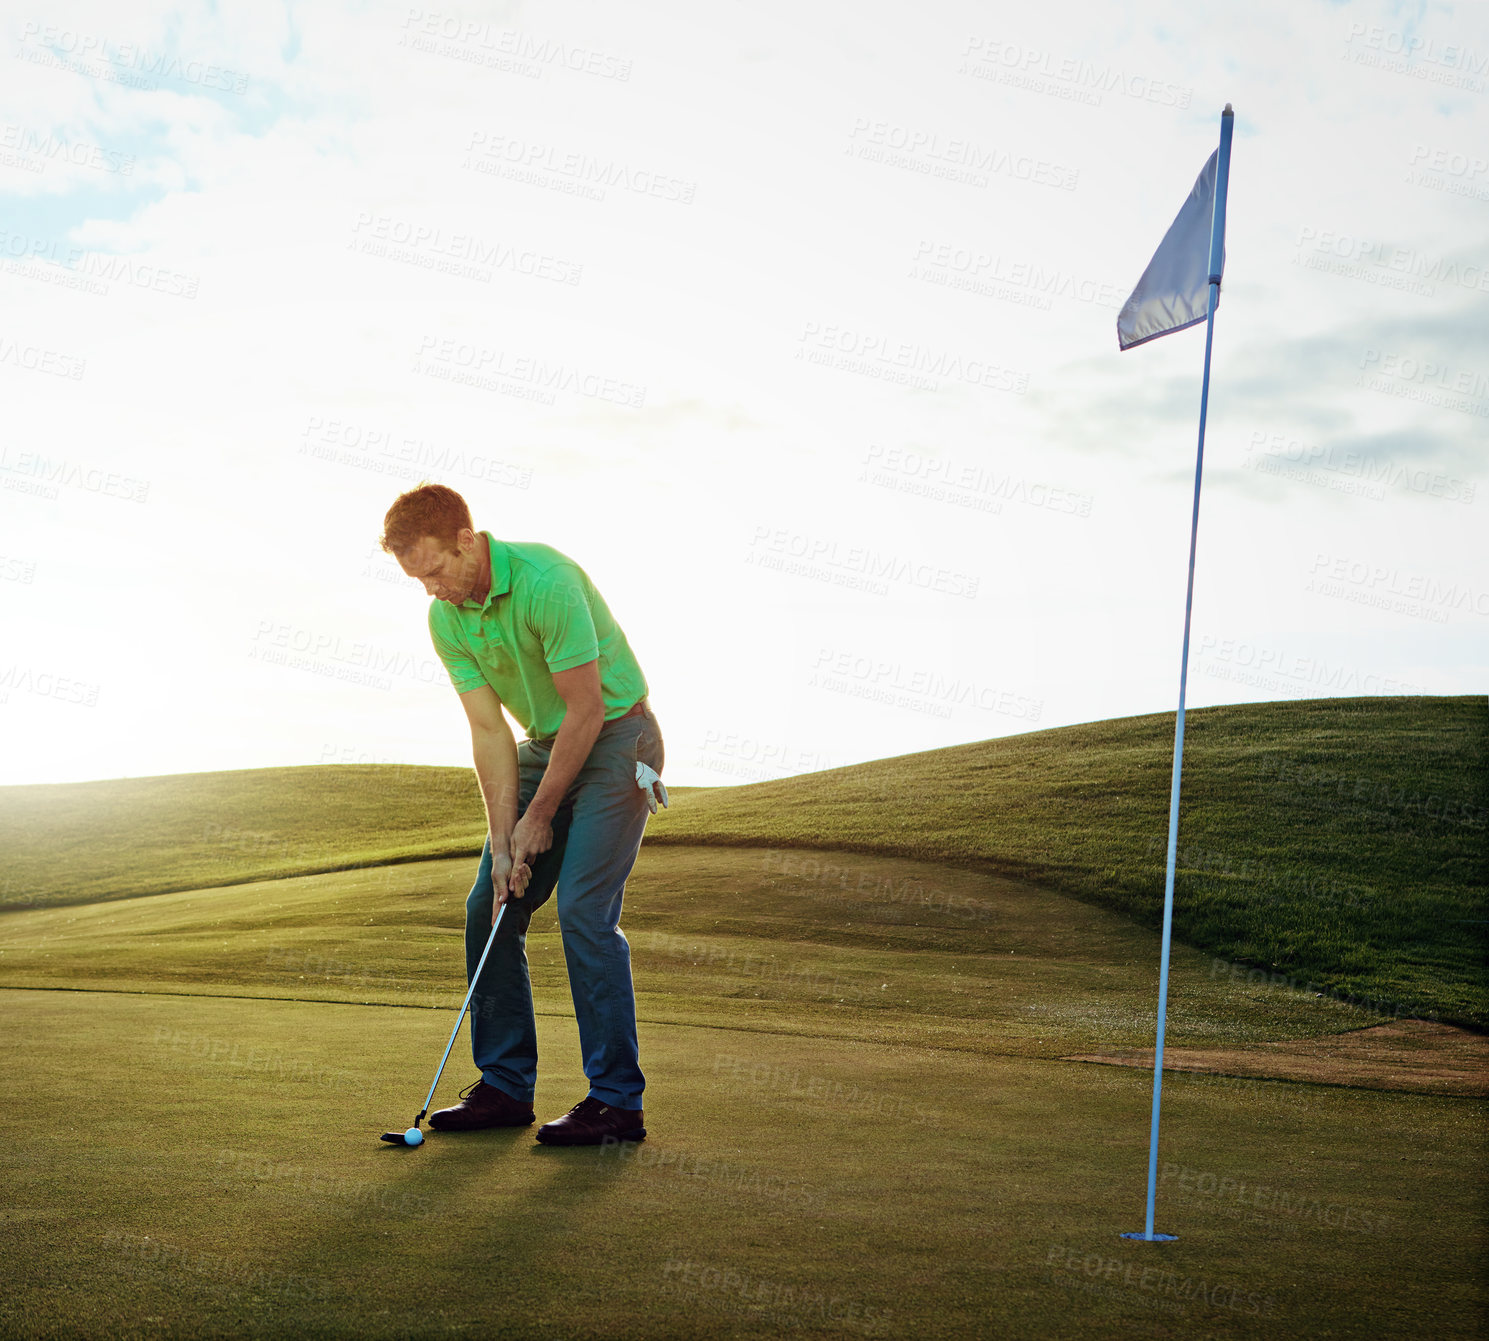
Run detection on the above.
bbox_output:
[526,564,600,672]
[427,604,487,694]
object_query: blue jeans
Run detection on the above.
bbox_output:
[464,706,663,1111]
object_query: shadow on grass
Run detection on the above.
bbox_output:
[286,1119,636,1293]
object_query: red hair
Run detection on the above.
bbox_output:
[379,482,474,556]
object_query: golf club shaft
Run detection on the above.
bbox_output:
[417,899,508,1120]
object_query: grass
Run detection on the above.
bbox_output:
[2,696,1481,1026]
[5,989,1483,1341]
[1,842,1484,1339]
[648,696,1487,1028]
[0,763,484,910]
[2,697,1484,1337]
[0,847,1396,1058]
[0,761,693,912]
[6,989,1480,1341]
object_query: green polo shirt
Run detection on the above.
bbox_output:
[428,533,648,739]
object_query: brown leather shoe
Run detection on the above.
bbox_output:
[536,1096,646,1146]
[428,1079,535,1131]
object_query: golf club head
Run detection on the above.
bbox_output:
[379,1128,424,1147]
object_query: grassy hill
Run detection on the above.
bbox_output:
[0,846,1396,1059]
[1,696,1482,1026]
[1,698,1484,1340]
[647,696,1486,1028]
[0,765,696,911]
[0,764,489,911]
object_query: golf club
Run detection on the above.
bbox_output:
[380,898,509,1147]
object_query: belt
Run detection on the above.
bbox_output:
[529,698,648,747]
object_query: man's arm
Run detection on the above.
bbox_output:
[508,659,605,871]
[457,684,530,912]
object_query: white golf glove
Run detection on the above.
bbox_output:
[635,760,669,813]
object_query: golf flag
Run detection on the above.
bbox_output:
[1119,106,1234,1247]
[1117,150,1225,351]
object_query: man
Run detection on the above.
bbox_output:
[379,482,664,1145]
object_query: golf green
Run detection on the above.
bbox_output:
[2,988,1481,1340]
[0,844,1483,1338]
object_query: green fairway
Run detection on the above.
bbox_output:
[1,841,1485,1338]
[1,987,1481,1341]
[1,696,1482,1028]
[1,699,1483,1337]
[0,846,1391,1056]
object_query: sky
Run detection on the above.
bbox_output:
[0,0,1485,789]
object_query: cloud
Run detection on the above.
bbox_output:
[2,0,1484,785]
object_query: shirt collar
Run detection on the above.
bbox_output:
[464,531,510,610]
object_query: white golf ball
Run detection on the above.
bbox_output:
[405,1127,424,1146]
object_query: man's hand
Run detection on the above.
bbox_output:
[509,808,553,877]
[490,847,533,921]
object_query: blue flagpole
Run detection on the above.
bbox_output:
[1123,104,1234,1245]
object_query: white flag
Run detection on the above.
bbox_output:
[1117,150,1223,351]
